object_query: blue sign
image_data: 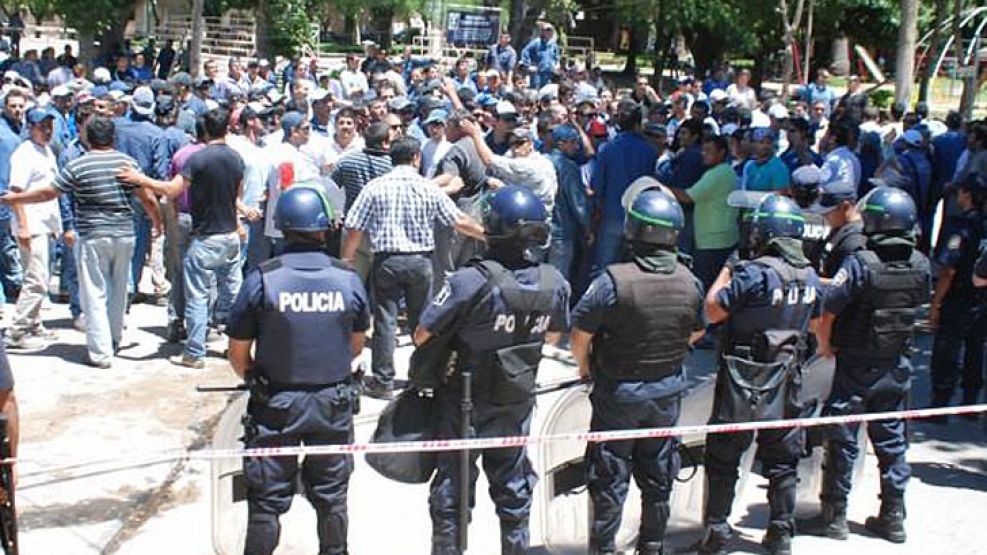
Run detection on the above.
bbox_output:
[446,8,501,47]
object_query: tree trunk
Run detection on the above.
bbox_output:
[370,6,394,49]
[78,27,96,67]
[894,0,919,106]
[779,0,805,100]
[802,0,813,85]
[190,0,204,77]
[255,0,273,60]
[621,26,639,76]
[918,0,947,102]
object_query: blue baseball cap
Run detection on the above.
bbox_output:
[808,174,858,213]
[423,109,448,125]
[551,125,579,142]
[280,111,307,140]
[25,108,55,125]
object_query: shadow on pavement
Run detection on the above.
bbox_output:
[911,461,987,492]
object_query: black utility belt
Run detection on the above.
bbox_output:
[377,250,432,257]
[266,380,350,393]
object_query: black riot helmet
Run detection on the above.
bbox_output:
[748,194,805,254]
[482,185,550,247]
[858,186,918,235]
[624,187,683,248]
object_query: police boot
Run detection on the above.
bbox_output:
[694,523,732,555]
[635,540,666,555]
[864,494,906,544]
[760,526,792,555]
[430,544,459,555]
[804,500,848,540]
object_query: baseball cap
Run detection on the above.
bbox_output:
[193,76,213,89]
[389,96,413,112]
[280,111,307,138]
[767,103,789,120]
[424,109,448,125]
[130,86,156,116]
[92,67,112,84]
[809,174,858,213]
[750,127,776,142]
[495,100,517,117]
[51,84,72,98]
[791,165,823,187]
[588,120,608,138]
[901,129,923,147]
[170,72,192,87]
[25,108,55,125]
[709,89,728,103]
[508,127,534,144]
[309,88,332,103]
[155,95,175,115]
[551,125,579,142]
[643,122,667,137]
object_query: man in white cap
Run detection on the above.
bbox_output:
[520,23,560,89]
[47,84,75,157]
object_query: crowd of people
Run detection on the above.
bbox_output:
[0,19,985,555]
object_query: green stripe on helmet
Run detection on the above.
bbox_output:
[629,209,674,227]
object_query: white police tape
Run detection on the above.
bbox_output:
[11,403,987,474]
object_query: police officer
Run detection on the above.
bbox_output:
[698,194,822,555]
[789,165,828,268]
[570,188,705,555]
[929,172,986,416]
[808,171,867,280]
[413,186,570,555]
[812,186,931,543]
[226,186,370,555]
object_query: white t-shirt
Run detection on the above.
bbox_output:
[340,69,369,100]
[226,134,274,210]
[9,141,61,236]
[489,152,558,214]
[421,137,452,179]
[726,83,757,111]
[263,142,324,239]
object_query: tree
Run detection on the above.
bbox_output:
[917,0,947,102]
[26,0,135,63]
[894,0,919,105]
[779,0,806,97]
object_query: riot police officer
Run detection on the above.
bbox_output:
[413,186,570,555]
[789,165,828,268]
[226,186,370,555]
[570,188,705,555]
[812,186,931,543]
[698,194,822,555]
[808,171,867,279]
[929,173,986,416]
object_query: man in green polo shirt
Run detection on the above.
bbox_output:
[670,135,739,288]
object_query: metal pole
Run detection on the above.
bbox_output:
[803,0,814,85]
[459,370,472,553]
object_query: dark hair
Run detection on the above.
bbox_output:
[390,136,421,165]
[335,107,357,123]
[945,110,962,130]
[787,117,810,137]
[87,116,115,148]
[678,118,704,138]
[446,108,475,128]
[194,115,208,142]
[203,108,229,138]
[364,121,390,149]
[285,99,309,114]
[703,134,728,154]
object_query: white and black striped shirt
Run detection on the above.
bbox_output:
[52,150,139,238]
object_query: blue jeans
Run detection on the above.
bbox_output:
[60,236,81,318]
[241,217,269,274]
[165,212,192,324]
[591,219,626,278]
[130,197,152,294]
[0,218,23,302]
[77,236,135,364]
[183,232,242,360]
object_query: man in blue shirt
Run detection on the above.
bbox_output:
[0,89,26,306]
[741,127,790,192]
[547,125,592,293]
[486,32,517,80]
[799,68,837,118]
[520,23,560,89]
[590,100,658,275]
[895,130,934,252]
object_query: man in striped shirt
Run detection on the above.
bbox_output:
[1,116,161,368]
[342,136,484,399]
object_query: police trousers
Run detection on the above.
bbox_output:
[242,385,354,555]
[704,369,803,537]
[930,298,987,403]
[586,391,681,552]
[428,387,537,555]
[821,353,911,504]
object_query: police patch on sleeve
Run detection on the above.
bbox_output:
[947,234,962,251]
[832,268,848,287]
[433,281,452,306]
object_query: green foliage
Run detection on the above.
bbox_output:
[869,88,894,109]
[26,0,131,36]
[267,0,315,56]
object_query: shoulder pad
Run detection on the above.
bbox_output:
[258,258,282,274]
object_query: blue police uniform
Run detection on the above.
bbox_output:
[572,263,704,553]
[704,257,821,541]
[820,246,930,506]
[930,208,986,406]
[420,261,570,554]
[226,245,370,555]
